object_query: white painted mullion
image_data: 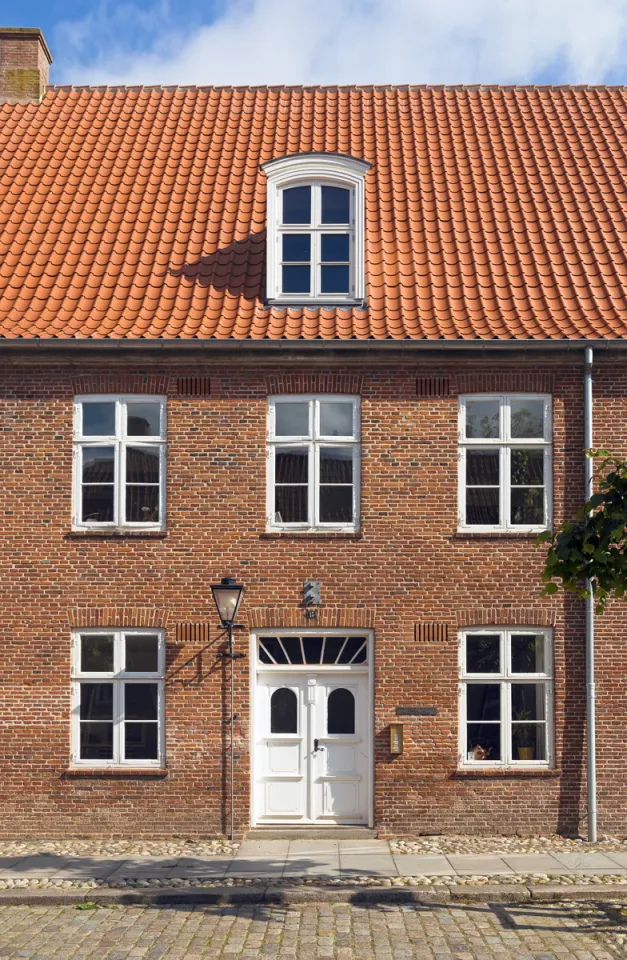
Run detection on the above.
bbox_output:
[459,680,467,763]
[74,443,82,527]
[348,641,367,664]
[159,441,166,528]
[311,440,318,527]
[459,445,467,527]
[335,637,349,665]
[114,631,123,675]
[503,679,510,765]
[268,442,276,526]
[312,185,320,299]
[116,433,124,528]
[353,443,360,526]
[114,678,123,765]
[277,638,291,665]
[259,641,278,665]
[70,679,80,764]
[501,394,509,441]
[503,632,510,765]
[544,444,552,528]
[502,445,509,530]
[158,680,165,766]
[312,228,320,298]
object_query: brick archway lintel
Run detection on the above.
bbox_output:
[456,607,557,628]
[246,606,375,629]
[68,607,169,629]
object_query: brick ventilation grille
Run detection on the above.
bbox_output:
[266,374,363,395]
[416,377,451,398]
[176,377,211,397]
[175,623,211,643]
[414,623,451,642]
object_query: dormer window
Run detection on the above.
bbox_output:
[263,153,369,304]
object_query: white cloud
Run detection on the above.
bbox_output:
[53,0,627,87]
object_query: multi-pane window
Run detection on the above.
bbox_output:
[458,395,552,531]
[267,396,360,530]
[71,630,165,766]
[459,628,553,767]
[278,183,354,298]
[73,396,166,528]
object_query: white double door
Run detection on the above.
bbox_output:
[255,671,370,824]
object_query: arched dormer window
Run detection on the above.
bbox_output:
[263,153,370,304]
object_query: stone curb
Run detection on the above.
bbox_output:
[1,883,627,907]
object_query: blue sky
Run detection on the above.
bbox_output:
[2,0,627,87]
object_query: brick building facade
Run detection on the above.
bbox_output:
[1,30,626,839]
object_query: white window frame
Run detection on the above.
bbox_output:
[266,395,360,532]
[71,628,165,768]
[458,394,552,532]
[263,153,369,304]
[458,627,554,769]
[73,395,167,531]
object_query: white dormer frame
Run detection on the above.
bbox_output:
[263,153,370,305]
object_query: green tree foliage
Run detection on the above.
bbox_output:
[537,451,627,613]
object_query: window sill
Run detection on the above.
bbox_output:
[267,298,366,308]
[261,531,363,540]
[452,768,560,780]
[453,532,544,541]
[66,530,167,540]
[62,768,168,779]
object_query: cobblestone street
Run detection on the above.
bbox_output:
[0,901,626,959]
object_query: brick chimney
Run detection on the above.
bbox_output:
[0,28,52,103]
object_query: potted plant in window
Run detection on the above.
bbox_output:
[513,709,535,761]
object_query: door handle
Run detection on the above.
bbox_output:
[313,739,324,752]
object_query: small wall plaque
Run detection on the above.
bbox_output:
[396,706,437,717]
[389,722,404,755]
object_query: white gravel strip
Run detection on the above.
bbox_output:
[391,835,627,855]
[0,874,626,890]
[0,839,239,857]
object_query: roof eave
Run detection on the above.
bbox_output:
[0,336,623,363]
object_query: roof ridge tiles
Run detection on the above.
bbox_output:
[45,83,627,94]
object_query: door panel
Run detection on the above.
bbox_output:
[256,676,307,821]
[311,677,368,823]
[255,670,369,824]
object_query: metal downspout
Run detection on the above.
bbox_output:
[584,346,597,842]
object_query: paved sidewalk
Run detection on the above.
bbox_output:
[2,840,627,882]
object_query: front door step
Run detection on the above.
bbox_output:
[246,826,378,840]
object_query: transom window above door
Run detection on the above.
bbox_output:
[267,396,360,531]
[258,635,368,666]
[73,396,166,530]
[263,153,369,304]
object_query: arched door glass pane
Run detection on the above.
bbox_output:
[270,688,298,734]
[327,688,355,735]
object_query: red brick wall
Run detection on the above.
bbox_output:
[0,354,625,839]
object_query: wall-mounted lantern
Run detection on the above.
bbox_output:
[389,722,404,755]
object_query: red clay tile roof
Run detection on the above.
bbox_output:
[1,85,627,340]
